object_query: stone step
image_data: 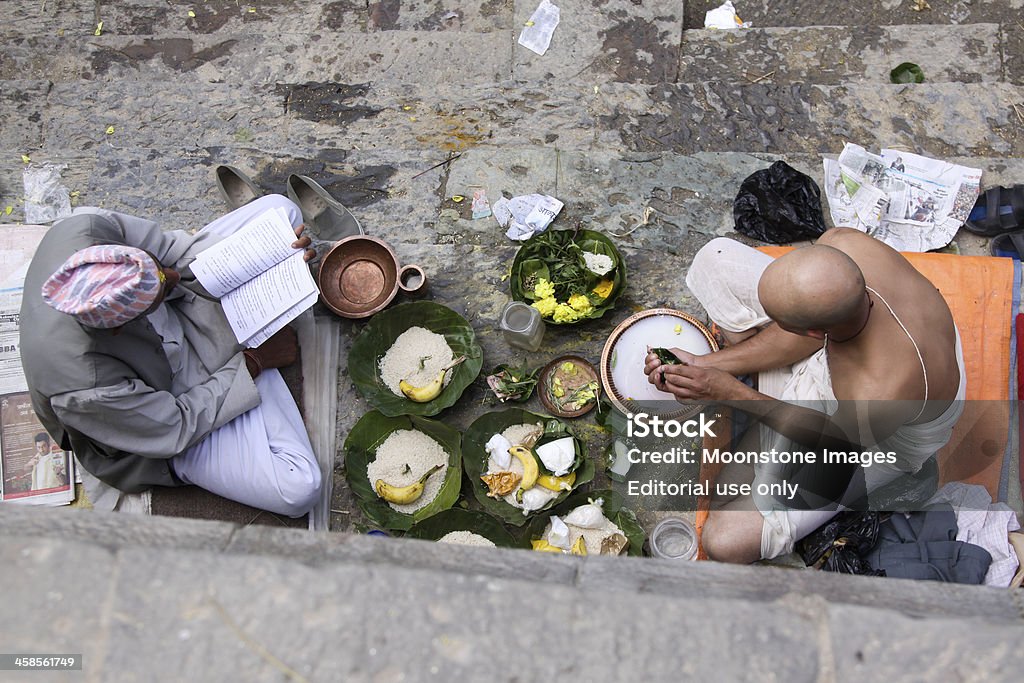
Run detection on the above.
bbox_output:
[4,78,1022,159]
[3,147,1019,256]
[4,0,687,85]
[4,21,1019,88]
[683,0,1023,29]
[4,505,1023,622]
[9,528,1022,682]
[681,24,1019,85]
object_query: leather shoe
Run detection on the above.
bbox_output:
[286,173,364,241]
[215,165,261,210]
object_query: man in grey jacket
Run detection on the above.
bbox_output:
[19,195,322,516]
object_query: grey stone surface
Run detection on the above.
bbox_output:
[679,24,1003,84]
[683,0,1024,29]
[511,0,684,84]
[0,504,237,552]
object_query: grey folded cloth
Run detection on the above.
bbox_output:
[866,504,991,584]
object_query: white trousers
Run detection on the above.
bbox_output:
[170,195,321,517]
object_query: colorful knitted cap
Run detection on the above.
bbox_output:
[41,245,165,328]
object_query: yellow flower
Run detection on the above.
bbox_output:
[534,278,555,299]
[552,304,581,323]
[532,296,558,318]
[568,294,593,314]
[592,279,614,299]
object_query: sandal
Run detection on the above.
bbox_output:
[989,230,1024,260]
[964,184,1024,236]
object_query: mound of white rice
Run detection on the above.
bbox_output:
[486,423,559,511]
[437,531,496,548]
[379,326,455,397]
[366,429,448,513]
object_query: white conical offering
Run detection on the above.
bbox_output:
[563,498,608,529]
[520,487,551,514]
[485,433,513,469]
[535,437,575,476]
[547,515,570,549]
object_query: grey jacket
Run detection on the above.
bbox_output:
[19,210,260,493]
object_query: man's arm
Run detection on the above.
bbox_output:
[48,352,260,458]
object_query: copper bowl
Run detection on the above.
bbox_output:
[318,236,409,319]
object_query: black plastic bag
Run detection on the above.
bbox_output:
[797,511,885,576]
[733,161,827,243]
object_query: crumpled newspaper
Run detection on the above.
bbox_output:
[23,163,72,224]
[704,1,751,29]
[493,193,564,240]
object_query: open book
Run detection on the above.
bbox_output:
[190,208,319,348]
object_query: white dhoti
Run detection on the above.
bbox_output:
[160,195,321,517]
[686,238,966,558]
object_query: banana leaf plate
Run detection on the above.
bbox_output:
[405,508,519,548]
[349,301,483,416]
[509,228,626,325]
[345,410,462,531]
[525,488,646,557]
[463,408,594,526]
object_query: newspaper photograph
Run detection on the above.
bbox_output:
[0,223,75,506]
[823,143,982,252]
[1,391,73,505]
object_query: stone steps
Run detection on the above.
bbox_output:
[4,78,1024,160]
[1,506,1022,681]
[3,22,1021,86]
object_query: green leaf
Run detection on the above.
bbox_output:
[463,408,595,526]
[516,259,551,300]
[509,229,627,325]
[524,488,646,556]
[344,411,463,531]
[890,62,925,84]
[349,301,483,416]
[405,509,519,547]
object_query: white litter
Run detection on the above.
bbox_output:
[563,498,608,529]
[518,0,560,56]
[485,433,513,470]
[493,193,564,241]
[548,515,570,549]
[534,437,575,476]
[704,1,751,29]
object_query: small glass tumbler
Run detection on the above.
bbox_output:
[500,301,545,352]
[649,517,698,560]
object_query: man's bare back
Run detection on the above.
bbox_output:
[817,228,959,423]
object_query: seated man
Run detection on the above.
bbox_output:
[20,195,322,517]
[645,228,966,563]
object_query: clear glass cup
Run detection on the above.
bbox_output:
[649,517,698,560]
[500,301,545,352]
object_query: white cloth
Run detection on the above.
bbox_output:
[154,196,320,517]
[686,238,966,559]
[928,482,1021,587]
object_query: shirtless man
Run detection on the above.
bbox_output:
[644,228,965,563]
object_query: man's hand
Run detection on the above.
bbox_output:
[646,357,752,403]
[293,224,315,262]
[251,326,299,371]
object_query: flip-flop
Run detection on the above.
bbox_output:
[964,184,1024,236]
[989,230,1024,259]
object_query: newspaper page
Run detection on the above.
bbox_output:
[0,224,75,506]
[823,143,982,252]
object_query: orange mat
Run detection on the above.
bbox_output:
[695,249,1019,559]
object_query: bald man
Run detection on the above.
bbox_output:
[645,228,965,563]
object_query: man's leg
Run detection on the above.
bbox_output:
[171,369,322,517]
[198,194,302,238]
[685,238,775,338]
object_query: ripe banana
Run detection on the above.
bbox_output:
[399,355,467,402]
[537,471,577,492]
[531,539,564,553]
[375,464,443,505]
[570,536,587,556]
[509,445,538,491]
